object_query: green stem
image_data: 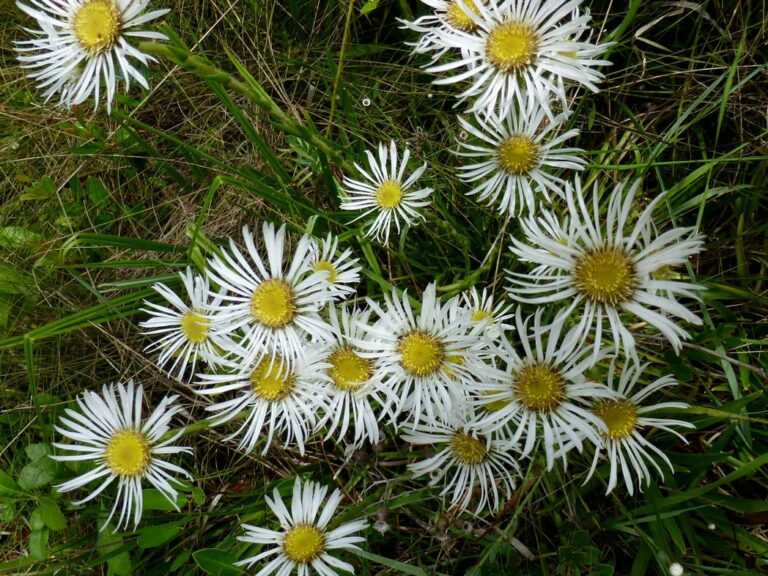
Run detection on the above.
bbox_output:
[138,42,354,173]
[327,0,356,136]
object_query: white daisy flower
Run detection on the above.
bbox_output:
[507,178,705,359]
[205,223,335,369]
[140,267,231,382]
[475,309,613,470]
[340,141,433,245]
[15,0,169,113]
[236,477,368,576]
[584,359,693,495]
[461,286,514,340]
[401,407,520,513]
[455,105,585,215]
[317,305,390,448]
[399,0,484,62]
[195,347,330,455]
[52,379,191,531]
[424,0,610,118]
[309,232,362,301]
[356,283,490,429]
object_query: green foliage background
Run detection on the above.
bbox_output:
[0,0,766,574]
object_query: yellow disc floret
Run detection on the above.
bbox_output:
[250,279,296,328]
[375,180,403,209]
[450,431,488,465]
[573,247,637,306]
[397,330,444,377]
[328,346,372,391]
[486,21,538,72]
[496,135,538,175]
[314,260,338,283]
[446,0,481,31]
[514,362,565,412]
[250,357,295,401]
[105,429,150,477]
[283,524,325,563]
[73,0,121,54]
[180,310,210,343]
[593,398,638,439]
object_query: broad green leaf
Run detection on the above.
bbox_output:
[97,523,133,576]
[143,488,186,511]
[360,0,380,15]
[193,549,242,575]
[25,443,52,462]
[38,497,66,531]
[137,522,181,548]
[28,528,49,560]
[0,470,22,496]
[17,462,54,491]
[0,227,44,251]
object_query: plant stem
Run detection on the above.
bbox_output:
[327,0,357,137]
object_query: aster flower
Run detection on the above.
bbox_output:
[52,380,191,531]
[195,347,330,455]
[584,360,694,495]
[140,267,230,382]
[340,141,433,245]
[399,0,483,62]
[205,223,335,369]
[507,178,705,359]
[15,0,169,113]
[308,232,362,301]
[236,477,368,576]
[401,407,520,513]
[455,105,585,215]
[475,309,613,470]
[424,0,611,118]
[461,286,514,340]
[355,283,490,429]
[317,305,390,447]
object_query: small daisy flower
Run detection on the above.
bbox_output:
[461,286,514,340]
[455,105,585,215]
[507,178,705,358]
[401,407,520,513]
[52,380,191,531]
[317,305,390,447]
[356,283,489,428]
[140,268,230,382]
[340,141,433,245]
[475,309,613,470]
[205,223,335,369]
[399,0,484,62]
[425,0,610,118]
[195,347,330,455]
[236,477,368,576]
[15,0,169,113]
[584,360,694,495]
[308,232,362,301]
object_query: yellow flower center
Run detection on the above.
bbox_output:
[72,0,121,54]
[314,260,338,283]
[375,180,403,209]
[471,309,494,324]
[486,21,538,72]
[104,430,150,477]
[397,330,444,377]
[497,135,538,175]
[450,431,488,465]
[327,346,372,391]
[250,279,296,328]
[446,0,480,31]
[250,358,295,401]
[283,524,325,564]
[573,247,637,305]
[180,310,209,343]
[514,362,565,412]
[592,399,638,439]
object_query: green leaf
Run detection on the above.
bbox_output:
[20,176,56,201]
[87,177,109,207]
[360,0,380,14]
[38,497,66,531]
[28,529,49,560]
[29,506,45,531]
[353,550,429,575]
[193,549,242,575]
[17,462,54,491]
[97,523,133,576]
[137,522,181,548]
[143,488,186,511]
[25,443,52,462]
[0,263,31,295]
[0,227,44,251]
[0,469,22,496]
